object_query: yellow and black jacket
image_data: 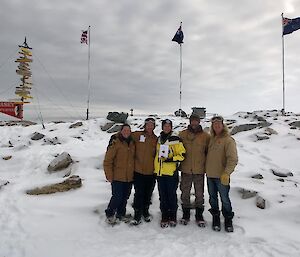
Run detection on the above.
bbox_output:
[154,131,186,176]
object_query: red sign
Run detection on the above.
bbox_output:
[0,102,23,119]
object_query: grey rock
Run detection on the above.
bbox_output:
[175,109,187,117]
[289,121,300,128]
[31,132,45,141]
[100,122,115,131]
[107,124,123,133]
[69,122,83,129]
[264,127,278,135]
[2,156,12,160]
[272,169,293,178]
[107,112,128,123]
[231,122,271,135]
[256,134,270,141]
[251,174,264,179]
[48,152,73,172]
[239,188,258,199]
[256,196,266,209]
[277,178,285,182]
[43,137,60,145]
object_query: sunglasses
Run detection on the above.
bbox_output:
[211,116,224,122]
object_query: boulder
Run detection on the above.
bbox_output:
[43,137,60,145]
[264,127,278,135]
[100,122,115,131]
[289,121,300,128]
[239,188,258,199]
[31,132,45,141]
[69,122,83,129]
[231,122,271,135]
[251,174,264,179]
[2,156,12,160]
[107,124,123,133]
[174,109,187,117]
[107,112,128,123]
[271,169,293,178]
[48,152,73,172]
[256,134,270,141]
[26,175,82,195]
[256,196,266,209]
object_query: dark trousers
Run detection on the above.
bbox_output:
[207,177,233,218]
[133,172,156,214]
[105,181,132,218]
[157,172,179,220]
[180,173,204,209]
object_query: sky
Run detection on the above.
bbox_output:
[0,0,300,120]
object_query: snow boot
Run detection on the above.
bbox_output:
[209,209,221,231]
[130,210,142,226]
[169,211,177,228]
[195,207,206,228]
[143,208,153,223]
[116,213,132,224]
[105,215,117,226]
[179,207,190,225]
[224,212,234,232]
[160,212,169,228]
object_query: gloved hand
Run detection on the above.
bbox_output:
[220,173,230,186]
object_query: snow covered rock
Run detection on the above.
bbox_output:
[31,132,45,141]
[255,134,270,141]
[107,124,123,133]
[47,152,73,172]
[2,155,12,160]
[0,180,9,189]
[69,122,83,129]
[271,169,293,178]
[264,127,278,135]
[239,188,258,199]
[231,122,271,135]
[107,112,128,123]
[256,196,266,209]
[289,121,300,128]
[100,122,115,131]
[43,137,60,145]
[251,173,264,179]
[26,175,82,195]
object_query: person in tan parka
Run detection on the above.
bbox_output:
[205,116,238,233]
[179,114,210,226]
[103,124,135,225]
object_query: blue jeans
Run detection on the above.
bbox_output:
[207,178,233,218]
[105,181,132,218]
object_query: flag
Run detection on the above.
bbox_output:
[283,16,300,35]
[81,30,88,44]
[172,24,184,44]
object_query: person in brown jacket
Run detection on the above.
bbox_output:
[103,124,135,225]
[179,114,210,226]
[130,118,158,225]
[205,116,238,232]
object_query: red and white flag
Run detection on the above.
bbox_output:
[81,30,88,44]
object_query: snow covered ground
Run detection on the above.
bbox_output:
[0,110,299,257]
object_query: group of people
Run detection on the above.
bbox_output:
[103,114,238,232]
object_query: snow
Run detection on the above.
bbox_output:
[0,111,300,257]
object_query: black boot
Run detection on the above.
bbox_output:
[224,212,234,232]
[169,210,177,228]
[180,207,190,225]
[209,209,221,231]
[195,207,206,227]
[143,207,152,222]
[130,209,142,226]
[160,212,169,228]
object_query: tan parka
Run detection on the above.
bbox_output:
[103,133,135,182]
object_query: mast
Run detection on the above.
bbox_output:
[86,26,91,120]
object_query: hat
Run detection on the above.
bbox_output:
[189,114,200,122]
[162,119,173,129]
[211,116,224,123]
[144,117,156,125]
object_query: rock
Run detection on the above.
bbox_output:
[231,122,271,135]
[48,152,73,172]
[264,127,278,135]
[2,156,12,160]
[290,127,297,130]
[26,175,82,195]
[239,188,258,199]
[289,121,300,128]
[256,116,267,122]
[8,141,13,148]
[256,134,270,141]
[271,169,293,178]
[0,180,9,189]
[107,112,128,123]
[277,178,285,182]
[43,137,60,145]
[31,132,45,141]
[73,136,84,141]
[100,122,115,131]
[174,109,187,117]
[251,174,264,179]
[69,122,83,129]
[107,124,123,133]
[256,196,266,209]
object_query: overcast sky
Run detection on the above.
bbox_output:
[1,0,300,120]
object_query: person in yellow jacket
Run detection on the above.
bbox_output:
[154,119,186,228]
[103,124,135,225]
[179,114,210,226]
[205,116,238,232]
[130,118,158,225]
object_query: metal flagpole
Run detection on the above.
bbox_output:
[281,13,285,115]
[179,22,183,116]
[86,25,91,120]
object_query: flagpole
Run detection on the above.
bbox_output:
[179,22,183,116]
[281,13,285,115]
[86,25,91,120]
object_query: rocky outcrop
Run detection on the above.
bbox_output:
[26,175,82,195]
[47,152,73,172]
[107,112,128,123]
[231,122,271,135]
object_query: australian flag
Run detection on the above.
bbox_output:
[283,16,300,35]
[172,24,184,44]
